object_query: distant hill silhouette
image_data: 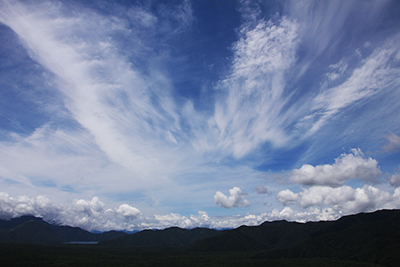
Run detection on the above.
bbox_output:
[188,209,399,252]
[99,227,222,247]
[0,215,44,230]
[252,209,400,267]
[0,216,126,243]
[0,210,400,267]
[1,209,400,267]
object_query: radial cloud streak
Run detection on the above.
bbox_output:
[0,0,400,231]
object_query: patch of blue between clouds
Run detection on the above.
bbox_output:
[29,177,57,188]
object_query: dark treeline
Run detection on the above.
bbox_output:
[1,209,399,266]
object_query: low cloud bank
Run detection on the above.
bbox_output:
[276,149,400,217]
[276,185,400,214]
[0,193,141,231]
[2,189,400,231]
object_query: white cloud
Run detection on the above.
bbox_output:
[0,193,59,219]
[276,185,399,215]
[214,187,251,209]
[116,204,141,218]
[276,189,299,205]
[308,40,400,134]
[326,59,348,81]
[0,0,188,180]
[0,125,147,199]
[298,186,356,208]
[0,193,143,231]
[1,190,400,231]
[0,0,399,233]
[201,17,299,159]
[232,18,298,76]
[290,149,382,187]
[0,0,277,213]
[73,197,105,213]
[147,207,342,229]
[153,211,211,229]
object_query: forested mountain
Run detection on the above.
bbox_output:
[253,209,400,266]
[99,227,222,247]
[1,210,399,259]
[1,210,400,266]
[0,216,126,243]
[188,209,399,251]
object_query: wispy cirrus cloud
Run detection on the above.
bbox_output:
[0,0,189,181]
[285,0,389,77]
[0,0,400,231]
[307,42,400,134]
[207,17,299,159]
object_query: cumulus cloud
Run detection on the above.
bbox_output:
[298,186,356,208]
[2,190,400,231]
[116,204,141,218]
[276,189,299,205]
[214,187,251,208]
[140,208,343,229]
[290,149,382,187]
[153,211,211,229]
[0,0,399,232]
[276,185,400,214]
[0,193,59,220]
[0,193,142,231]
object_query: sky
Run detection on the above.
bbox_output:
[0,0,399,231]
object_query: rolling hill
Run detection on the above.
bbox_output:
[1,210,400,266]
[0,215,126,243]
[98,226,222,247]
[253,210,400,266]
[188,209,399,252]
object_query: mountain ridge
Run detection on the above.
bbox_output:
[188,209,400,252]
[98,226,223,247]
[1,209,399,252]
[252,210,400,266]
[0,216,126,244]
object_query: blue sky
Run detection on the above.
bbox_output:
[0,0,400,231]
